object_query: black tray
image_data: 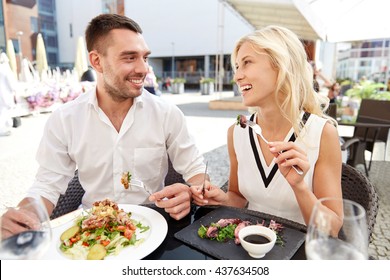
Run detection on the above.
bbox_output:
[174,206,306,260]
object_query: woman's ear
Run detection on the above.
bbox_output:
[89,51,102,73]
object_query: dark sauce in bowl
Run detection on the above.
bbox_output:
[243,234,271,244]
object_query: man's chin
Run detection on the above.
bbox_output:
[132,89,144,97]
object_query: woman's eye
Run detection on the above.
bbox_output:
[244,60,251,65]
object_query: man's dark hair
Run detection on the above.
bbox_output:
[85,14,143,53]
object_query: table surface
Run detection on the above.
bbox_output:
[141,204,307,260]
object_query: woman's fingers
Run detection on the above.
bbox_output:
[269,142,307,162]
[268,141,310,177]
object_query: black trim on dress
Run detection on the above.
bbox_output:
[248,112,310,188]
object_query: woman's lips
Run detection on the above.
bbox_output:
[239,84,252,96]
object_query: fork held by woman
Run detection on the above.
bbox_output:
[238,115,304,175]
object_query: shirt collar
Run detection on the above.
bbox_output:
[87,87,99,112]
[134,90,145,108]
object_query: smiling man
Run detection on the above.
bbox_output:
[3,14,207,235]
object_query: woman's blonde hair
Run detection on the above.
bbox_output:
[231,25,335,135]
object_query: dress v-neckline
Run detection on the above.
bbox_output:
[253,125,295,170]
[248,112,310,188]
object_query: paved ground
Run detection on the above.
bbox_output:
[363,161,390,260]
[0,91,388,259]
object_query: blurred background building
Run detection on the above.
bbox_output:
[337,40,390,83]
[0,0,389,89]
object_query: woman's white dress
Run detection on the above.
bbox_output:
[233,112,327,225]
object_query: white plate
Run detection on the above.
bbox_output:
[41,204,167,260]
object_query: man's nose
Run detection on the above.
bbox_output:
[135,60,149,74]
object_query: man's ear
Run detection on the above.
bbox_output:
[89,51,102,73]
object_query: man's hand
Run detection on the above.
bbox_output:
[1,197,53,240]
[148,183,192,220]
[1,207,40,240]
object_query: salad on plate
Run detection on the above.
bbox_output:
[59,199,149,260]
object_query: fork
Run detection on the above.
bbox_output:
[201,161,208,195]
[130,179,152,195]
[246,120,304,175]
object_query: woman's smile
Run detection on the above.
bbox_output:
[239,83,253,96]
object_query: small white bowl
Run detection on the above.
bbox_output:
[238,225,277,259]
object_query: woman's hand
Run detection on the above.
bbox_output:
[268,141,310,188]
[189,182,227,206]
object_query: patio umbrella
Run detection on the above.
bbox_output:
[293,0,390,42]
[35,33,48,79]
[74,36,89,80]
[6,39,17,79]
[225,0,390,42]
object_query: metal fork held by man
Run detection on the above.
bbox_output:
[201,161,208,196]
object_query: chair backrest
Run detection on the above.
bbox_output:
[50,159,185,219]
[164,157,185,185]
[355,99,390,144]
[50,170,85,220]
[341,163,379,241]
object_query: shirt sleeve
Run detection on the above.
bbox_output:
[26,109,77,206]
[163,104,205,182]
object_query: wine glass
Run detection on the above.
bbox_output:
[0,197,52,260]
[305,197,368,260]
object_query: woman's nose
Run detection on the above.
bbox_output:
[234,69,243,82]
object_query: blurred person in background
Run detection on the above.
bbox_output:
[144,66,158,95]
[0,52,17,136]
[314,66,340,103]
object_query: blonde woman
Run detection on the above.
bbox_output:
[191,26,342,226]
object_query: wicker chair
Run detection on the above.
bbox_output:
[49,170,85,220]
[341,163,379,241]
[340,99,390,176]
[164,158,185,185]
[50,159,185,220]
